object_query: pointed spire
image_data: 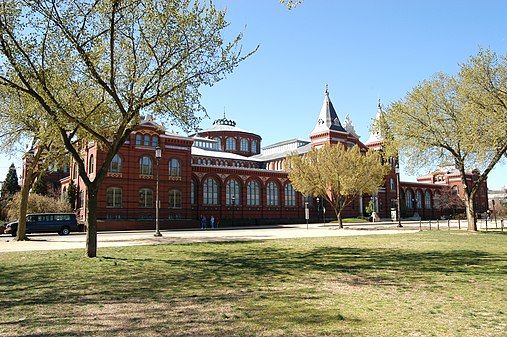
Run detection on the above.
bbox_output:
[365,98,385,146]
[311,85,346,135]
[343,114,359,139]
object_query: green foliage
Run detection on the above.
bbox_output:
[365,200,375,215]
[1,163,20,198]
[5,192,72,221]
[286,144,390,225]
[32,172,48,196]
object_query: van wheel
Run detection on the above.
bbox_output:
[60,227,71,235]
[11,232,16,237]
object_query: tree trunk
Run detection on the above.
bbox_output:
[85,183,99,258]
[464,192,477,231]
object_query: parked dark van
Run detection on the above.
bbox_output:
[4,213,79,236]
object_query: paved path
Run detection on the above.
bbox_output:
[0,223,420,253]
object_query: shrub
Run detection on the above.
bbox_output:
[6,193,72,221]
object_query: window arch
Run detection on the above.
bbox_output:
[251,140,258,153]
[405,190,413,209]
[143,135,150,146]
[169,159,181,177]
[89,155,94,174]
[107,187,122,208]
[203,177,219,205]
[139,188,153,208]
[247,180,260,206]
[425,190,432,209]
[139,156,153,175]
[267,181,279,206]
[226,137,236,150]
[213,137,222,150]
[285,183,296,207]
[240,138,249,152]
[226,179,240,205]
[168,189,182,208]
[415,190,423,209]
[109,154,122,173]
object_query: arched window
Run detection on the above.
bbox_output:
[203,177,219,205]
[425,191,432,209]
[226,137,236,150]
[151,136,158,147]
[191,180,197,205]
[168,189,182,208]
[416,190,423,209]
[213,137,222,150]
[240,138,249,152]
[139,188,153,208]
[109,154,122,173]
[135,134,142,145]
[143,135,150,146]
[405,190,413,209]
[169,159,181,177]
[247,181,260,206]
[139,156,153,175]
[226,179,240,205]
[107,187,122,208]
[267,181,279,206]
[285,183,296,207]
[251,140,258,153]
[89,155,94,174]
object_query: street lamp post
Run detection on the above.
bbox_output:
[231,195,235,226]
[154,146,162,237]
[395,162,403,228]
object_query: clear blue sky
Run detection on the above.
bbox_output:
[1,0,506,190]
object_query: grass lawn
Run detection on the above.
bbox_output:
[0,231,506,336]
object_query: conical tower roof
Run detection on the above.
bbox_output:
[311,85,346,135]
[365,98,385,146]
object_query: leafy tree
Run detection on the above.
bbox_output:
[6,192,72,221]
[32,172,48,196]
[286,144,390,228]
[0,0,254,257]
[1,163,20,197]
[383,49,507,231]
[437,186,465,217]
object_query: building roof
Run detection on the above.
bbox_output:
[190,113,259,136]
[311,86,347,135]
[252,142,312,161]
[365,98,384,146]
[191,147,262,162]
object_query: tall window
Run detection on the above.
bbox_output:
[168,189,182,208]
[267,181,279,206]
[151,136,158,147]
[405,190,413,209]
[251,140,258,153]
[285,183,296,206]
[247,181,260,206]
[139,156,153,175]
[240,138,249,152]
[416,190,423,209]
[89,155,94,174]
[143,135,150,146]
[107,187,122,208]
[226,137,236,150]
[390,178,395,191]
[139,188,153,208]
[213,137,222,150]
[191,180,196,204]
[226,179,240,205]
[425,190,432,209]
[135,134,142,145]
[203,177,219,205]
[169,159,181,177]
[109,154,122,173]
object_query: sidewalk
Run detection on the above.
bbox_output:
[0,223,418,253]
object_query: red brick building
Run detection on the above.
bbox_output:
[60,88,488,230]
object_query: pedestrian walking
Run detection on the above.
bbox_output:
[201,215,206,229]
[210,216,215,229]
